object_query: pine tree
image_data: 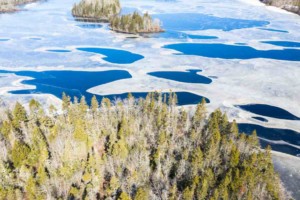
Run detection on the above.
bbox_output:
[91,95,99,114]
[11,140,31,168]
[13,102,27,122]
[62,92,71,110]
[134,187,149,200]
[29,98,41,114]
[118,191,132,200]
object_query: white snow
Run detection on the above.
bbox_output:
[0,0,299,134]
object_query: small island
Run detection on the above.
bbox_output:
[110,11,164,34]
[72,0,121,22]
[0,0,38,13]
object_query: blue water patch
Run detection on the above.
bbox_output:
[0,70,209,106]
[149,30,218,40]
[252,116,268,122]
[76,23,103,29]
[153,13,269,31]
[0,39,10,41]
[77,47,144,64]
[261,41,300,48]
[188,35,218,40]
[237,104,300,120]
[148,69,212,84]
[47,49,71,53]
[163,43,300,61]
[0,70,132,104]
[258,28,288,33]
[238,123,300,156]
[104,91,210,106]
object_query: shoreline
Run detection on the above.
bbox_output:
[0,0,40,13]
[239,0,300,15]
[111,28,165,35]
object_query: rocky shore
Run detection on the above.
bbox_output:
[0,0,39,13]
[260,0,300,15]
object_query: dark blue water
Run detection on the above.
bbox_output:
[47,49,71,53]
[104,91,210,105]
[0,39,9,41]
[237,104,300,120]
[0,70,209,106]
[258,28,288,33]
[76,23,103,29]
[252,116,268,122]
[0,70,132,103]
[238,123,300,156]
[149,30,218,40]
[77,47,144,64]
[163,43,300,61]
[154,13,269,31]
[261,41,300,48]
[148,69,212,84]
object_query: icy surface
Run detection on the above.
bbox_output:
[272,152,300,199]
[0,0,300,153]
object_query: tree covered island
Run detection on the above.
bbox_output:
[72,0,121,22]
[72,0,163,34]
[110,12,164,34]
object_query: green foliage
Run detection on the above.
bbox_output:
[134,187,149,200]
[82,171,92,183]
[29,98,41,113]
[11,140,31,168]
[62,92,71,110]
[101,97,111,108]
[110,11,162,34]
[0,94,285,199]
[0,120,11,139]
[182,186,194,200]
[192,98,206,127]
[230,145,240,168]
[91,95,99,113]
[107,176,120,196]
[73,120,88,142]
[118,191,132,200]
[72,0,121,20]
[111,139,129,159]
[13,102,27,122]
[69,185,81,198]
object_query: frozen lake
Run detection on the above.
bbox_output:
[0,0,300,158]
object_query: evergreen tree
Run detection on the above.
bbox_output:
[91,95,99,114]
[13,102,27,122]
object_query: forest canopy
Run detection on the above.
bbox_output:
[72,0,163,34]
[110,12,163,34]
[0,93,287,199]
[72,0,121,22]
